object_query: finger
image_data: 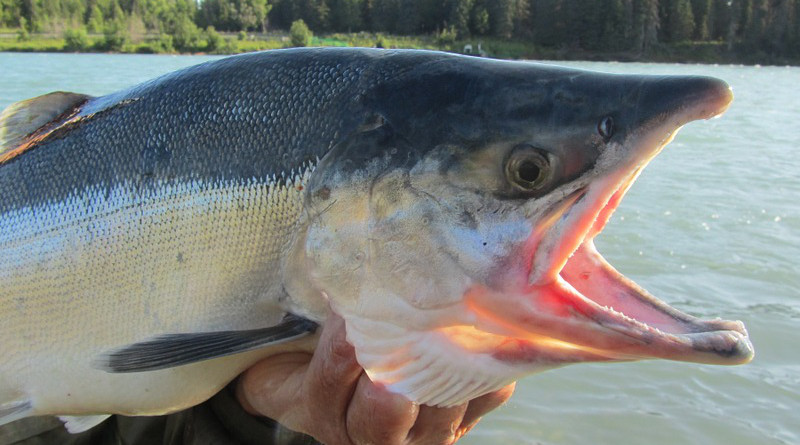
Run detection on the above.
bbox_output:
[455,382,516,440]
[346,374,419,445]
[296,312,365,443]
[406,403,468,445]
[304,312,363,412]
[237,313,365,444]
[236,351,311,417]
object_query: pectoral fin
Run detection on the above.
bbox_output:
[95,314,318,373]
[0,399,33,427]
[58,415,111,433]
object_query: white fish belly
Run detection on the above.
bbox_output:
[0,172,312,416]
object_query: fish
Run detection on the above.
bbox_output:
[0,48,754,433]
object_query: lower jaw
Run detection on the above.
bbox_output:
[463,268,753,367]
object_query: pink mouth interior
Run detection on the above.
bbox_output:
[463,167,754,366]
[559,172,699,334]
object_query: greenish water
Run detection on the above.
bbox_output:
[1,53,798,444]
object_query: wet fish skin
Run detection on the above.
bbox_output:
[0,49,380,423]
[0,48,752,427]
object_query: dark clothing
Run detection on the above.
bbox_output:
[0,387,318,445]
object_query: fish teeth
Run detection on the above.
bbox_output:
[598,302,676,339]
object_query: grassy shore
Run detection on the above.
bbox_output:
[1,28,796,65]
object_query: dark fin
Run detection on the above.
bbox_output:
[0,399,33,427]
[58,415,111,433]
[95,314,318,373]
[0,91,91,164]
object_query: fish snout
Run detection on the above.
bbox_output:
[635,75,734,130]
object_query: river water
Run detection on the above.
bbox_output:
[1,52,798,445]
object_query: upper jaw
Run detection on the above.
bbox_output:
[531,76,735,288]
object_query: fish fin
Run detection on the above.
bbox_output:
[95,314,318,373]
[346,318,525,408]
[0,91,91,163]
[58,415,111,433]
[0,399,33,426]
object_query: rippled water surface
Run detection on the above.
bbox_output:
[1,53,798,445]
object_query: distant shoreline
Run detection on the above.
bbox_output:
[2,30,798,67]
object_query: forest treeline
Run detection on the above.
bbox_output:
[1,0,798,61]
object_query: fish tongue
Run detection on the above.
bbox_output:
[465,282,650,355]
[561,240,702,333]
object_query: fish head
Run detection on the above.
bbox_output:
[289,55,754,407]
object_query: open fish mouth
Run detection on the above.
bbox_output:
[464,78,755,368]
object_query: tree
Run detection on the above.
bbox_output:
[445,0,473,37]
[290,18,312,45]
[742,0,769,49]
[102,19,128,50]
[0,0,20,27]
[371,0,398,32]
[64,26,90,50]
[691,0,712,40]
[245,0,272,32]
[396,0,421,34]
[204,25,224,52]
[633,0,659,53]
[510,0,530,38]
[600,0,627,50]
[328,0,362,31]
[487,0,513,38]
[198,0,272,32]
[471,1,488,35]
[663,0,695,42]
[20,0,43,32]
[87,4,104,32]
[727,0,744,50]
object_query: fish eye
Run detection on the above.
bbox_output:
[598,116,614,141]
[505,145,553,193]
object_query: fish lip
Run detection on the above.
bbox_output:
[481,77,755,365]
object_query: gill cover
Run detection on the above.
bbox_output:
[302,119,524,406]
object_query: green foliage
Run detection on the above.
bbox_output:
[488,0,513,38]
[664,0,696,42]
[446,0,473,37]
[471,5,488,35]
[290,18,313,46]
[63,27,89,50]
[102,20,128,51]
[329,0,362,31]
[16,17,29,41]
[204,26,224,52]
[87,5,104,33]
[198,0,272,32]
[151,33,174,52]
[436,25,456,45]
[0,0,798,63]
[167,15,201,51]
[0,0,21,28]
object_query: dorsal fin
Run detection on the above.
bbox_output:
[0,91,92,163]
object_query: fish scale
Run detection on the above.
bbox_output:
[0,48,382,425]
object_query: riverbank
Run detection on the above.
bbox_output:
[1,28,797,66]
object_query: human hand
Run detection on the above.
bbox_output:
[236,313,515,445]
